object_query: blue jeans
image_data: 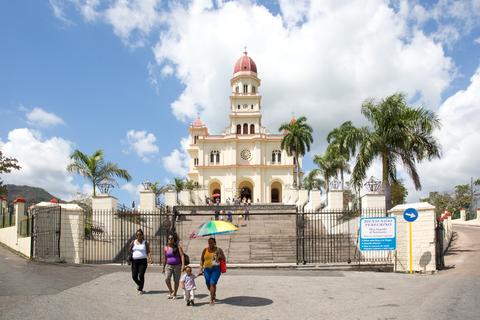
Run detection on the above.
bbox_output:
[203,266,221,287]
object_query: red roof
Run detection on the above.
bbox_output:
[234,51,257,74]
[50,198,59,204]
[14,197,26,203]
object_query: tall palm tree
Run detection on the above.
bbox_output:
[326,121,362,189]
[67,149,132,196]
[303,169,325,192]
[313,150,338,196]
[351,93,441,210]
[279,116,314,189]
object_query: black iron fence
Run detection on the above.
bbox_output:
[83,208,171,264]
[82,206,392,266]
[0,204,15,228]
[297,209,391,265]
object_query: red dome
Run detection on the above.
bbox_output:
[192,117,205,127]
[234,51,257,74]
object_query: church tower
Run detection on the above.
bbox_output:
[229,50,262,135]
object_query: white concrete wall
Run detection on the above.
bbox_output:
[327,191,344,210]
[59,207,84,263]
[304,189,322,211]
[0,226,31,257]
[139,191,156,210]
[361,194,386,209]
[164,191,177,207]
[390,203,436,273]
[296,189,309,209]
[179,190,191,205]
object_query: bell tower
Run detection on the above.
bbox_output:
[229,50,262,135]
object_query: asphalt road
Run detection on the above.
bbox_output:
[0,225,479,320]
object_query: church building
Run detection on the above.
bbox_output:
[186,51,301,203]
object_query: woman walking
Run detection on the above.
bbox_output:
[129,229,152,294]
[162,233,185,299]
[200,237,226,305]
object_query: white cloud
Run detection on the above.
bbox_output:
[104,0,163,46]
[49,0,72,25]
[475,37,480,45]
[161,64,174,77]
[405,66,480,201]
[25,107,65,127]
[162,137,190,177]
[78,0,100,22]
[121,182,143,197]
[152,0,453,152]
[0,128,78,200]
[125,130,159,162]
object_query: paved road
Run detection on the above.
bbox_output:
[0,225,479,320]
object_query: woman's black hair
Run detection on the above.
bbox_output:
[208,237,216,244]
[136,229,144,236]
[168,233,179,254]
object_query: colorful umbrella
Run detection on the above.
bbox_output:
[212,193,221,197]
[196,220,239,237]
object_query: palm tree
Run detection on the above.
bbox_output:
[173,177,185,204]
[279,116,314,189]
[351,93,441,210]
[303,169,325,192]
[67,149,132,196]
[313,150,338,196]
[326,121,362,189]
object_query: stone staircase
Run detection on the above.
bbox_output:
[175,207,297,264]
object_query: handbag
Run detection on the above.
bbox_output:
[127,241,134,264]
[219,259,227,273]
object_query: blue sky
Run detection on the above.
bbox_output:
[1,0,479,205]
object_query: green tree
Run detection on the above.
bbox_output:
[67,149,132,196]
[303,169,325,192]
[279,116,314,189]
[351,93,441,210]
[326,121,362,189]
[313,150,338,196]
[173,177,185,204]
[0,151,21,196]
[391,180,408,206]
[453,184,471,210]
[421,191,454,217]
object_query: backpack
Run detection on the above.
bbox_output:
[184,253,190,266]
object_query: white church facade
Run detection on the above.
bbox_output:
[185,51,301,203]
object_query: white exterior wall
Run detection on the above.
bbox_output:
[139,191,156,210]
[327,191,345,210]
[390,203,437,273]
[361,194,386,209]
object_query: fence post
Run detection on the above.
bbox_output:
[14,197,26,241]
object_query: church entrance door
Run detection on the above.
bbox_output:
[238,180,254,202]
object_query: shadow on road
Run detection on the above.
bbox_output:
[220,296,273,307]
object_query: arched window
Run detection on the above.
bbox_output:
[237,105,240,110]
[236,124,241,134]
[194,158,198,166]
[243,84,248,93]
[210,150,220,164]
[272,150,281,163]
[252,86,256,94]
[235,86,239,93]
[250,124,255,134]
[243,123,248,134]
[251,104,254,109]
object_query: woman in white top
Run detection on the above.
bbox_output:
[129,229,152,294]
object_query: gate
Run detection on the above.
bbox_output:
[31,205,61,261]
[297,209,391,265]
[83,208,171,264]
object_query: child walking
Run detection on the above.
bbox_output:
[180,266,197,306]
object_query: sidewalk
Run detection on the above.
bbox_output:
[451,219,480,227]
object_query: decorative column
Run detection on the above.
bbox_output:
[389,202,436,273]
[139,181,156,211]
[91,183,117,235]
[327,179,344,210]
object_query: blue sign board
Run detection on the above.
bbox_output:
[403,208,418,222]
[360,217,396,251]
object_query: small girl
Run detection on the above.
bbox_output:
[180,266,197,306]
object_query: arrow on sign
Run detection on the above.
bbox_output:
[405,212,416,219]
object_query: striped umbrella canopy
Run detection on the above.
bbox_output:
[196,220,239,237]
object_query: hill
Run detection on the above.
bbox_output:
[4,184,62,204]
